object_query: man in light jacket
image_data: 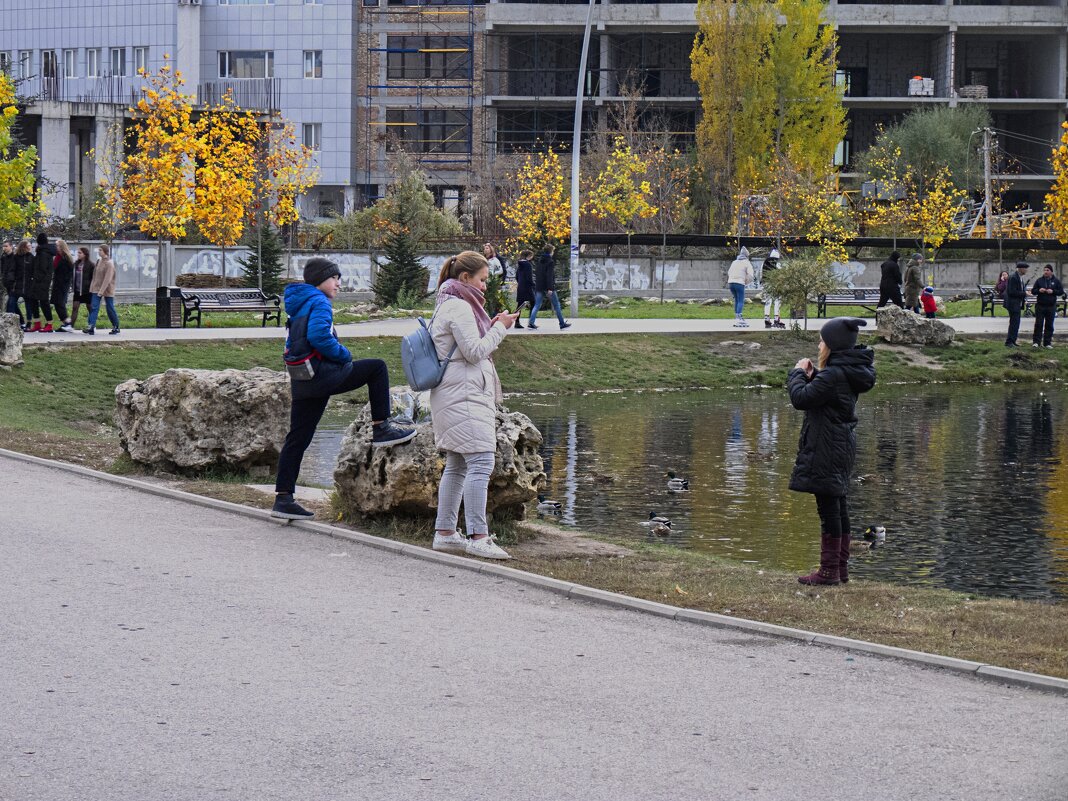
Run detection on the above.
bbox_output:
[727,246,755,328]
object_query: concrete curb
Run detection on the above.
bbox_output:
[4,446,1067,697]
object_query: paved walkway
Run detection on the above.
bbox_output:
[21,314,1017,346]
[1,454,1065,801]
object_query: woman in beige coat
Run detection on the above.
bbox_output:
[430,250,521,560]
[83,243,120,335]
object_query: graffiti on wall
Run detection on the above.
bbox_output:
[176,248,253,279]
[112,243,159,289]
[291,253,374,292]
[577,259,655,291]
[830,260,869,289]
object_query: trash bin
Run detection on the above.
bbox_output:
[156,286,182,328]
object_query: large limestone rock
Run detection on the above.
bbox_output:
[0,313,24,367]
[334,388,545,519]
[115,367,290,470]
[876,305,955,347]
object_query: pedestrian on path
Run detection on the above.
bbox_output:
[51,239,75,332]
[727,246,754,328]
[529,243,570,330]
[1030,263,1064,349]
[83,244,120,335]
[878,250,903,309]
[1004,261,1029,347]
[760,248,785,328]
[1,240,25,326]
[483,243,505,281]
[11,241,32,330]
[273,257,415,520]
[70,246,95,330]
[27,232,56,332]
[513,249,535,329]
[904,252,924,313]
[430,250,521,560]
[788,317,876,586]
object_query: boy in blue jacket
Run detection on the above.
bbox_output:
[273,258,415,519]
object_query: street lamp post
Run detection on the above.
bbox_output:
[569,0,597,319]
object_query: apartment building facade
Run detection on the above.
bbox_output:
[10,0,1066,221]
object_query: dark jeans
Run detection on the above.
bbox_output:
[1033,306,1056,346]
[51,289,69,322]
[530,290,565,327]
[878,287,903,308]
[87,294,120,330]
[814,494,850,539]
[274,359,390,494]
[1006,308,1022,345]
[27,298,52,321]
[5,292,25,323]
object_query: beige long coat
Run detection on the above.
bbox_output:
[89,257,116,298]
[429,296,507,454]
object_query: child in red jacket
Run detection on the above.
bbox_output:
[921,286,937,318]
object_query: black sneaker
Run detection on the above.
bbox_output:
[271,495,315,520]
[82,327,95,335]
[560,322,571,330]
[372,420,417,448]
[109,328,120,335]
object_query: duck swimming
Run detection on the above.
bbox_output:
[641,512,672,526]
[862,525,886,542]
[666,471,689,491]
[536,494,562,512]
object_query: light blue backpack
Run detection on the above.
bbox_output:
[401,309,457,391]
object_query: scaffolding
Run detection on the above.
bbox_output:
[361,0,480,206]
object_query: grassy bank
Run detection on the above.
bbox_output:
[171,481,1068,679]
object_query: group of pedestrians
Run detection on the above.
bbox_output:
[1,235,120,335]
[726,247,786,329]
[486,241,570,331]
[1003,261,1064,348]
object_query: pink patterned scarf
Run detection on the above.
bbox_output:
[436,278,493,337]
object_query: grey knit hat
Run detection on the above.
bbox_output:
[820,317,867,352]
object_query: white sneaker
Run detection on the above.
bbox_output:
[465,535,512,560]
[58,323,74,333]
[432,532,467,553]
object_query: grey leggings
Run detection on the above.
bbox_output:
[435,450,495,535]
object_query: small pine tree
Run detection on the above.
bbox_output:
[373,220,429,307]
[239,223,287,296]
[484,271,508,316]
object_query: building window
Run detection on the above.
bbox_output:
[0,52,10,75]
[220,0,274,5]
[63,49,77,79]
[87,49,100,78]
[134,47,148,75]
[42,50,58,80]
[834,68,867,98]
[385,109,471,154]
[386,36,472,80]
[302,123,322,151]
[304,0,322,4]
[110,47,126,77]
[219,51,274,79]
[303,50,322,79]
[834,139,852,168]
[18,51,31,79]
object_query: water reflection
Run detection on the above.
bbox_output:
[304,385,1068,600]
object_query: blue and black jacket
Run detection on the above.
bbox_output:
[283,282,353,399]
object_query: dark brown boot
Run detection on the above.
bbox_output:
[798,534,841,585]
[839,533,851,583]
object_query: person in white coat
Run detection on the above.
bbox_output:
[727,246,755,328]
[430,250,521,560]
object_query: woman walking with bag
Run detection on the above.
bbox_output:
[83,244,120,335]
[788,317,876,585]
[70,246,95,329]
[430,250,521,560]
[51,239,75,332]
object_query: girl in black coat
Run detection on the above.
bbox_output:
[513,249,536,329]
[28,232,56,332]
[51,239,75,332]
[12,241,34,331]
[788,317,877,585]
[70,246,95,329]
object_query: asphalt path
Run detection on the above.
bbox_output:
[17,314,1018,347]
[1,455,1066,801]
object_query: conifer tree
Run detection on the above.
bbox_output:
[373,205,428,307]
[239,223,286,296]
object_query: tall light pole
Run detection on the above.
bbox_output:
[569,0,597,319]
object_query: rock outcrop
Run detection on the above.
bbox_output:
[876,305,955,347]
[334,388,545,519]
[0,313,24,367]
[115,367,290,470]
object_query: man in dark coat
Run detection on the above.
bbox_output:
[1,240,23,325]
[28,232,56,331]
[1030,263,1064,349]
[513,249,536,329]
[1004,261,1030,347]
[528,243,570,330]
[877,250,903,309]
[788,317,877,586]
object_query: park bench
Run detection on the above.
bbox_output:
[816,287,881,318]
[977,284,1068,318]
[178,288,282,328]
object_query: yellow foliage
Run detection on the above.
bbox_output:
[1046,121,1068,244]
[498,147,571,253]
[256,118,319,229]
[584,136,658,231]
[0,72,41,232]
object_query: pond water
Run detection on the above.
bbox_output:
[304,384,1068,601]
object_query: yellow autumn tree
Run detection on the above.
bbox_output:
[644,146,694,300]
[88,119,126,243]
[254,117,318,231]
[119,58,198,286]
[1045,121,1068,243]
[585,136,658,270]
[192,91,260,286]
[498,147,571,253]
[0,72,41,232]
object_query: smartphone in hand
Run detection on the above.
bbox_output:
[512,301,530,314]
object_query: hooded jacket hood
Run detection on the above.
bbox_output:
[284,281,321,318]
[827,346,876,395]
[283,281,351,365]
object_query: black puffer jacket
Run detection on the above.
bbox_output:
[12,253,33,296]
[29,236,56,303]
[788,347,877,497]
[879,258,902,292]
